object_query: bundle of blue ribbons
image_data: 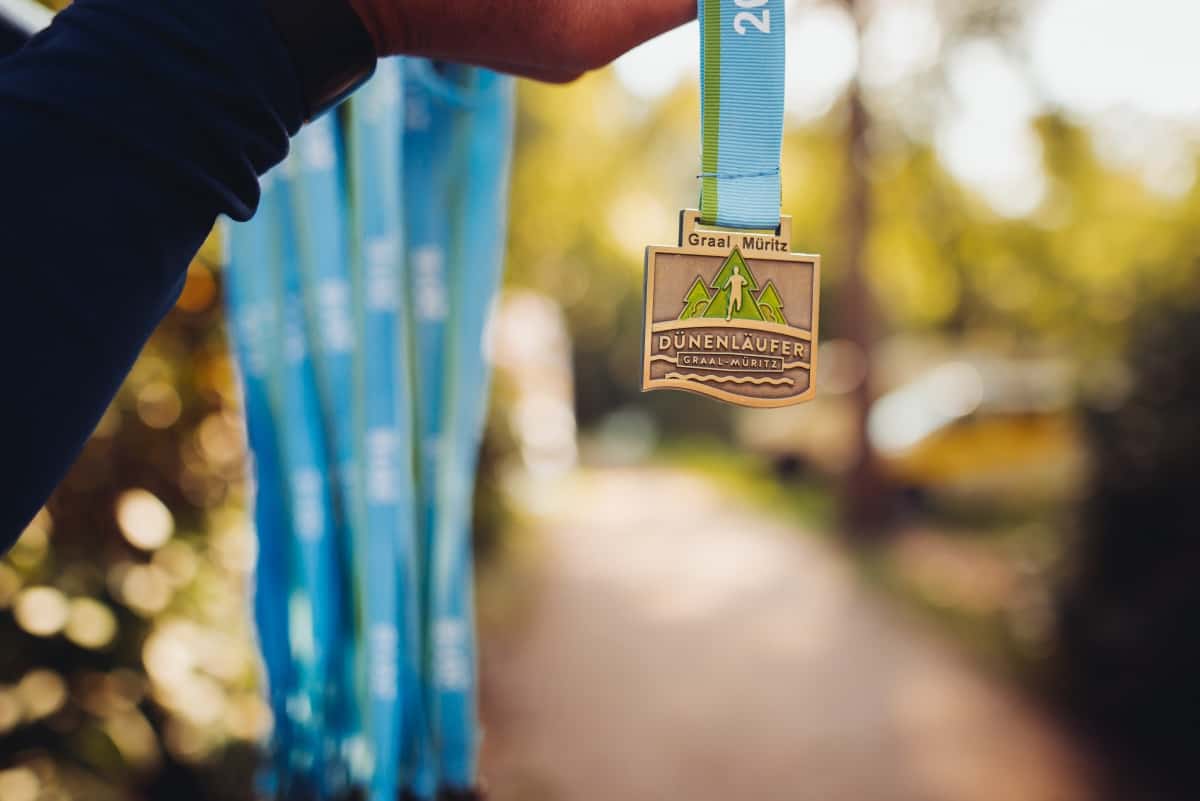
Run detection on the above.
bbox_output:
[224,60,514,801]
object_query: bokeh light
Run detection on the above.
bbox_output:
[118,564,174,617]
[223,693,273,742]
[16,669,67,721]
[176,261,218,313]
[0,767,40,801]
[142,621,196,688]
[13,587,69,637]
[8,512,50,569]
[64,597,118,650]
[196,412,243,468]
[153,540,199,588]
[136,381,183,429]
[0,687,21,735]
[0,563,20,609]
[115,489,174,551]
[164,719,213,764]
[104,710,163,771]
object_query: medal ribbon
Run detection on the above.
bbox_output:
[403,59,460,800]
[404,61,514,794]
[698,0,786,231]
[227,52,514,801]
[224,205,295,799]
[433,68,514,790]
[277,171,347,798]
[288,117,363,793]
[345,60,424,801]
[226,174,342,798]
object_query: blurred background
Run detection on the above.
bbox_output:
[7,0,1200,799]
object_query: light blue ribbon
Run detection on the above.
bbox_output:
[229,53,515,801]
[403,59,462,800]
[226,174,340,797]
[224,205,295,799]
[276,168,347,798]
[432,68,514,791]
[698,0,786,230]
[344,60,424,801]
[287,116,363,792]
[404,61,515,793]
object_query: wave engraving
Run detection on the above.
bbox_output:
[665,372,795,387]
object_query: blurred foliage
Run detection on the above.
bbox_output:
[507,71,1200,450]
[1,248,264,800]
[506,58,1200,801]
[1053,297,1200,801]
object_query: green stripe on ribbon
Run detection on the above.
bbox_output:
[700,0,721,223]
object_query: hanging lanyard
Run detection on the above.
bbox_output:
[288,116,364,792]
[224,206,295,800]
[402,58,464,801]
[343,59,417,801]
[275,168,347,799]
[230,52,513,801]
[226,175,341,798]
[698,0,785,230]
[641,0,820,409]
[428,67,515,794]
[345,59,425,801]
[402,60,513,796]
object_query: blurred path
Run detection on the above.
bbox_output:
[479,468,1096,801]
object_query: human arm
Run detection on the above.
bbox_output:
[0,0,694,542]
[0,0,302,541]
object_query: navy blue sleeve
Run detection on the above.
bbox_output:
[0,0,305,541]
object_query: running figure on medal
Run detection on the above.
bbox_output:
[723,264,748,322]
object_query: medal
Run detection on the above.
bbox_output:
[642,0,819,408]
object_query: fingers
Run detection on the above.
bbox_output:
[553,0,698,71]
[385,0,552,62]
[625,0,698,46]
[472,58,586,84]
[376,0,697,73]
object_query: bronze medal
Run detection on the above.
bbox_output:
[642,210,820,408]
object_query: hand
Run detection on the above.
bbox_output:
[347,0,696,83]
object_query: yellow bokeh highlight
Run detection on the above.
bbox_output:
[65,598,119,650]
[115,489,174,551]
[136,381,183,429]
[13,587,68,637]
[0,687,21,735]
[0,768,40,801]
[175,262,217,313]
[16,669,67,720]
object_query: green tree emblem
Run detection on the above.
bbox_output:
[756,280,787,325]
[678,276,713,320]
[702,249,764,322]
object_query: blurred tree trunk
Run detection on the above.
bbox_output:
[838,0,890,539]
